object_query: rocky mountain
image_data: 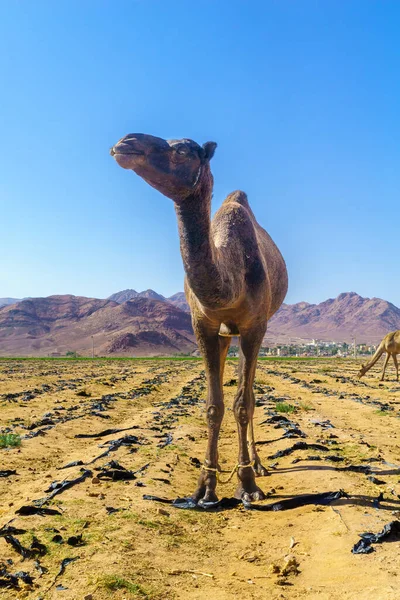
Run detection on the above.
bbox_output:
[163,290,400,343]
[1,290,399,356]
[108,289,166,303]
[137,289,166,302]
[0,298,21,307]
[167,292,190,312]
[0,295,195,357]
[108,289,190,311]
[108,289,138,303]
[267,292,400,343]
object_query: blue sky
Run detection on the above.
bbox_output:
[1,1,399,306]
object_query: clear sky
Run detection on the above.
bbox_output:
[1,1,399,306]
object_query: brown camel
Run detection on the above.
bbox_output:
[358,331,400,382]
[110,133,288,502]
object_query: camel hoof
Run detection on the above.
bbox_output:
[191,487,218,504]
[191,489,205,503]
[234,485,265,502]
[201,489,219,503]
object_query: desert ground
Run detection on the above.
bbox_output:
[1,356,400,599]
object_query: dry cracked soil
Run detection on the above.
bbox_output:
[1,357,400,600]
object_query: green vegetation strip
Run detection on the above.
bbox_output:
[275,402,297,414]
[0,355,328,362]
[100,575,149,597]
[0,433,21,448]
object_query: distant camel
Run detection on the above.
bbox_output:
[358,331,400,381]
[111,133,288,502]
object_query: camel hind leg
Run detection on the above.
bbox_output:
[248,396,268,476]
[381,353,390,381]
[392,354,399,382]
[233,322,267,501]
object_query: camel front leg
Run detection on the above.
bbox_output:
[381,353,390,381]
[233,323,267,501]
[191,321,229,503]
[392,354,399,382]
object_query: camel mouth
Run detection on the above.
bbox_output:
[110,147,144,157]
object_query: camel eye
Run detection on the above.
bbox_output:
[176,146,189,155]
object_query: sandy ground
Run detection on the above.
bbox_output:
[1,357,400,599]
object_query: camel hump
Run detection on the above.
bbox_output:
[223,190,250,208]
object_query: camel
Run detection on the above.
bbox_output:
[357,330,400,382]
[110,133,288,502]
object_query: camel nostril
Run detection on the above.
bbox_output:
[110,147,115,156]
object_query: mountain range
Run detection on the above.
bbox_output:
[0,293,194,357]
[0,290,399,356]
[266,292,400,344]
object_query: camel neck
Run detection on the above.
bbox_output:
[174,180,227,308]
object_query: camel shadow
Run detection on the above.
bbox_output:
[332,494,400,510]
[255,491,400,512]
[273,465,400,477]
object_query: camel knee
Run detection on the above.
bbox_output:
[233,396,249,426]
[206,404,223,429]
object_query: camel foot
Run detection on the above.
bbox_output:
[191,485,219,504]
[234,466,265,502]
[190,471,218,504]
[234,482,265,502]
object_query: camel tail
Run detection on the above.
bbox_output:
[361,340,386,374]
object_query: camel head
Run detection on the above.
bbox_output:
[357,364,367,379]
[110,133,217,202]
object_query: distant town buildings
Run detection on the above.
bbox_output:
[225,339,376,358]
[256,340,376,358]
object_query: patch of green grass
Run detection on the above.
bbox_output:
[176,511,198,524]
[120,511,140,520]
[374,409,390,416]
[161,443,187,455]
[275,402,296,414]
[100,574,149,597]
[0,433,21,448]
[259,356,321,361]
[136,518,160,529]
[334,443,369,462]
[120,512,183,532]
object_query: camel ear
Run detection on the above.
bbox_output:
[202,141,217,162]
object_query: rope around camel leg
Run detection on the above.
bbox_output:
[202,462,255,485]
